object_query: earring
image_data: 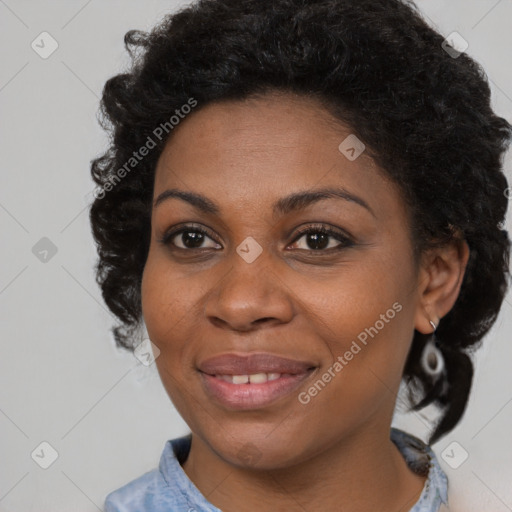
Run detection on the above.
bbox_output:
[421,320,444,378]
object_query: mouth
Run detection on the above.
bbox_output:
[197,353,317,410]
[213,372,289,384]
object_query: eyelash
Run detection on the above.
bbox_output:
[159,223,354,253]
[292,224,354,250]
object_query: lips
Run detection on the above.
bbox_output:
[198,353,315,376]
[197,353,317,410]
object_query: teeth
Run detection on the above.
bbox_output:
[249,373,267,384]
[216,373,283,384]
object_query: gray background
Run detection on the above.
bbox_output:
[1,0,511,510]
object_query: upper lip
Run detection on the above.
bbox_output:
[198,353,316,375]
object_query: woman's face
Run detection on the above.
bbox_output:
[141,92,425,469]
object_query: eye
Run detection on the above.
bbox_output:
[159,223,354,253]
[288,224,354,252]
[159,224,222,250]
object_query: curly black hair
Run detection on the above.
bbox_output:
[89,0,511,444]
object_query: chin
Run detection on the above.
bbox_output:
[202,424,313,471]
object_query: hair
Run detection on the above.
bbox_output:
[89,0,511,444]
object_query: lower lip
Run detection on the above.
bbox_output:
[200,371,314,410]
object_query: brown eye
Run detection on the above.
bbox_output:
[160,225,222,250]
[289,225,354,252]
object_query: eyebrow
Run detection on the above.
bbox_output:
[153,187,375,218]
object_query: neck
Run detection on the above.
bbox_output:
[182,423,426,512]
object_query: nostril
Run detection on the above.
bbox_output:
[254,317,274,324]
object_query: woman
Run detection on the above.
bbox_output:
[89,0,511,510]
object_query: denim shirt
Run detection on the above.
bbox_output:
[104,428,449,512]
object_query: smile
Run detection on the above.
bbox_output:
[197,352,317,410]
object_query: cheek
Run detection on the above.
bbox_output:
[140,254,197,409]
[300,250,415,383]
[294,286,411,440]
[140,250,191,350]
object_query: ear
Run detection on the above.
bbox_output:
[414,236,470,334]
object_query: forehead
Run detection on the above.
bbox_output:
[153,93,404,223]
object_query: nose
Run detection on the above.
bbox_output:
[204,252,295,332]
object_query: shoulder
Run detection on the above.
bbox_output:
[104,436,197,512]
[391,428,449,512]
[104,467,167,511]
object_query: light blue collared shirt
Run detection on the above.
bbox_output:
[104,428,449,511]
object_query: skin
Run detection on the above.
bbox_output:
[141,92,470,512]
